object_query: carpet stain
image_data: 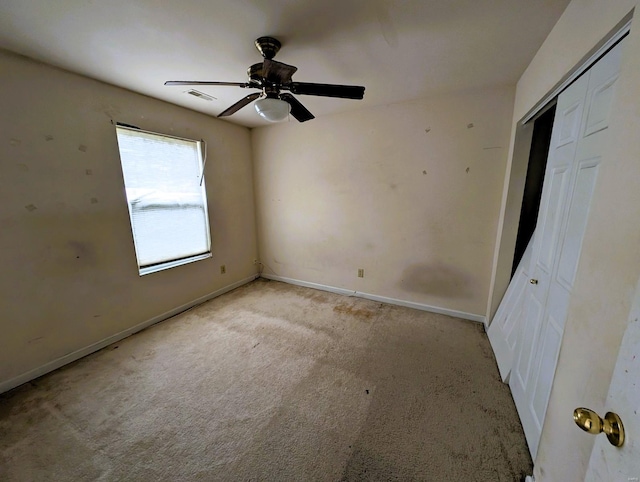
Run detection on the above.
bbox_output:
[333,303,377,319]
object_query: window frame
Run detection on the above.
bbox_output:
[115,125,212,276]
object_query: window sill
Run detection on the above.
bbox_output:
[139,252,212,276]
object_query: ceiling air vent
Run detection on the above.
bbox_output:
[186,89,215,101]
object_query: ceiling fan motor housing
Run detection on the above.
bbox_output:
[255,37,281,60]
[263,85,280,99]
[247,63,263,82]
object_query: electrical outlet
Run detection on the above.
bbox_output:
[358,268,364,278]
[220,265,226,274]
[253,259,260,265]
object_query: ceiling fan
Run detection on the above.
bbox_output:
[165,37,365,123]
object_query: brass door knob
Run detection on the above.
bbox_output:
[530,279,539,284]
[573,407,625,447]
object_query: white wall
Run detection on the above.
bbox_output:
[252,88,514,318]
[494,1,640,480]
[0,50,258,388]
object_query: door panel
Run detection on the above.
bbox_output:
[584,75,618,136]
[515,293,543,389]
[504,279,527,352]
[583,42,622,138]
[537,167,570,272]
[557,159,600,288]
[487,243,532,381]
[531,316,562,428]
[556,101,582,147]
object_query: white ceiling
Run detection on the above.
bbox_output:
[0,0,570,128]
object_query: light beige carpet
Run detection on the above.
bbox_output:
[0,279,532,481]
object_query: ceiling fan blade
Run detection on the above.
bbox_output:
[165,81,252,87]
[280,93,315,123]
[218,92,262,117]
[289,82,365,99]
[263,59,298,84]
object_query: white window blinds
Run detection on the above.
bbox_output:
[115,126,211,275]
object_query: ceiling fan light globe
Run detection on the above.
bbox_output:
[254,98,290,122]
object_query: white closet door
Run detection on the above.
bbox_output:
[510,39,625,459]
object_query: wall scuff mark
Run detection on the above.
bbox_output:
[399,263,474,299]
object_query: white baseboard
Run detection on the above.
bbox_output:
[0,274,258,395]
[260,274,486,324]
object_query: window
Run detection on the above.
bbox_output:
[115,126,211,275]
